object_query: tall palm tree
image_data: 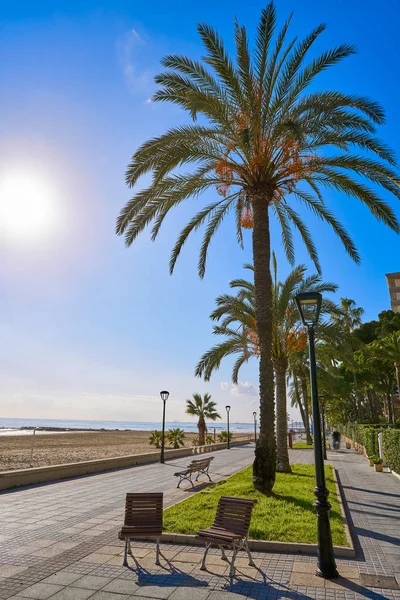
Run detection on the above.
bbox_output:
[332,298,365,419]
[288,350,312,445]
[186,393,221,445]
[196,259,337,472]
[117,4,400,491]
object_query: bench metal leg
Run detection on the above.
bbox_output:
[200,542,212,570]
[244,539,255,567]
[229,544,239,585]
[155,537,161,566]
[220,545,228,561]
[123,540,128,566]
[176,473,194,489]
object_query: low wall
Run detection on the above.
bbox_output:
[0,437,253,492]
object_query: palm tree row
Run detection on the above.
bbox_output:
[195,256,338,472]
[117,3,400,491]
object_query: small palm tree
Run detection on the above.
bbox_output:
[117,4,400,491]
[167,428,186,449]
[218,431,233,443]
[206,435,215,444]
[186,393,221,446]
[149,430,162,448]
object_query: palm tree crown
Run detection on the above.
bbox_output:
[186,393,221,446]
[117,4,399,274]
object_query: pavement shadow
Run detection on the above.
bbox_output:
[354,526,400,547]
[229,571,397,599]
[343,486,400,499]
[126,556,208,587]
[335,469,365,562]
[349,500,400,513]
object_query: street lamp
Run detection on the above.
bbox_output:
[253,411,257,444]
[320,395,327,461]
[225,405,231,449]
[159,390,169,464]
[295,292,338,580]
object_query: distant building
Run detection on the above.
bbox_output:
[386,272,400,313]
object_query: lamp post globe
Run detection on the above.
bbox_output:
[295,292,338,580]
[253,411,257,444]
[159,391,169,464]
[225,405,231,449]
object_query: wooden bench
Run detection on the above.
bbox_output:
[174,456,214,489]
[196,496,257,584]
[118,493,163,566]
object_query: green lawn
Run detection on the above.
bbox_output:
[163,464,347,546]
[293,442,314,449]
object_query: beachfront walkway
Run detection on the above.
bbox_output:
[0,445,399,599]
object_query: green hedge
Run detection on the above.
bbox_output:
[339,424,400,474]
[364,428,378,457]
[382,429,400,474]
[337,423,379,456]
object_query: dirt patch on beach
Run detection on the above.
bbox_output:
[0,430,247,471]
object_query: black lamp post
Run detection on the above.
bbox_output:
[295,292,338,580]
[159,390,169,464]
[253,411,257,444]
[225,405,231,449]
[320,395,327,461]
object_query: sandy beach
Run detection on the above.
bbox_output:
[0,429,247,471]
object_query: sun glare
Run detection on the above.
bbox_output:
[0,170,59,242]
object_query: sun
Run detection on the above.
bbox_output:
[0,170,59,242]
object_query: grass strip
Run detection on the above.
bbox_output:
[163,464,347,546]
[293,442,314,449]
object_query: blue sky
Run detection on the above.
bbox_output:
[0,0,399,424]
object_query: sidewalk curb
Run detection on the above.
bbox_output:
[157,532,355,557]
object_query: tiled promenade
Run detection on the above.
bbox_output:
[0,445,399,599]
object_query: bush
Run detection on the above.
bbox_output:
[382,429,400,473]
[217,431,232,442]
[340,423,400,474]
[364,427,378,457]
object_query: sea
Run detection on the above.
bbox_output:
[0,417,256,436]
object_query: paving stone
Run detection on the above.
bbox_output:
[17,582,64,599]
[207,592,244,600]
[87,593,131,600]
[96,547,123,556]
[290,572,326,588]
[133,586,177,598]
[71,575,112,590]
[169,588,210,600]
[41,572,83,586]
[172,552,203,563]
[48,588,95,600]
[102,579,140,594]
[0,565,28,578]
[80,554,114,565]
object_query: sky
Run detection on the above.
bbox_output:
[0,0,399,425]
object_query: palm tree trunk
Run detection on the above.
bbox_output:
[251,191,276,493]
[300,377,312,445]
[293,376,307,429]
[198,415,206,446]
[274,358,292,473]
[351,354,363,422]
